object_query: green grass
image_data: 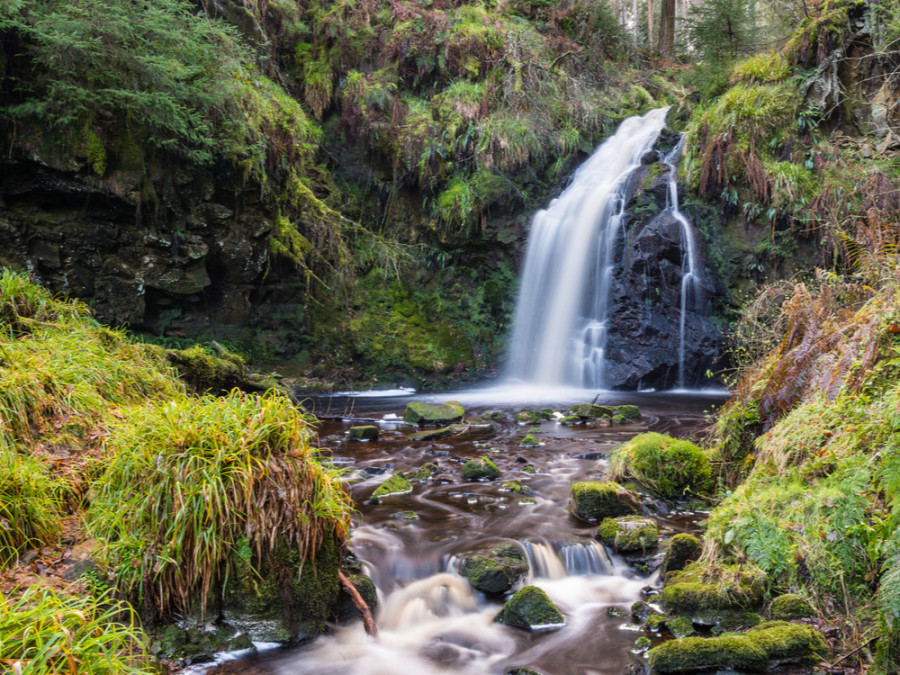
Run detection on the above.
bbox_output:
[88,390,353,617]
[0,585,152,674]
[0,450,61,568]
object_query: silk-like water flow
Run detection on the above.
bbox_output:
[197,390,726,675]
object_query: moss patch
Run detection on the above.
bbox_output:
[462,456,500,481]
[370,474,414,501]
[770,594,815,621]
[493,586,565,632]
[403,401,465,425]
[570,481,639,522]
[460,544,528,595]
[661,562,766,615]
[598,516,658,553]
[609,432,711,499]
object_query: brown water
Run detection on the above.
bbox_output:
[200,386,728,675]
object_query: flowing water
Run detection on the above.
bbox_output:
[200,388,727,675]
[506,109,670,388]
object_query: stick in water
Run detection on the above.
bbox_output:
[338,570,378,637]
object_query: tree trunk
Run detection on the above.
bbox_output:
[657,0,676,56]
[648,0,655,48]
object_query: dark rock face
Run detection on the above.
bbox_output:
[602,150,722,390]
[0,152,305,350]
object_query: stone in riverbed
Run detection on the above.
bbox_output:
[519,433,540,447]
[662,533,701,574]
[515,409,543,424]
[459,544,529,595]
[408,427,451,441]
[569,403,613,419]
[570,481,640,522]
[403,401,465,426]
[598,516,658,553]
[369,473,413,502]
[461,456,500,481]
[348,425,379,441]
[494,586,565,632]
[611,405,641,421]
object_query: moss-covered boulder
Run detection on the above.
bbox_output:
[598,516,658,553]
[403,401,465,426]
[408,427,452,441]
[520,433,540,447]
[515,409,543,424]
[609,432,711,499]
[770,593,815,620]
[370,473,413,502]
[494,586,565,632]
[462,456,500,481]
[662,533,702,574]
[558,415,581,425]
[611,405,641,421]
[152,624,253,662]
[348,425,379,441]
[648,621,826,673]
[570,481,640,522]
[569,403,613,419]
[166,345,244,394]
[335,573,379,623]
[661,562,766,616]
[666,615,696,639]
[223,535,342,643]
[459,544,528,595]
[405,463,439,483]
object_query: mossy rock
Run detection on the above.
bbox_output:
[370,473,413,502]
[662,533,701,574]
[569,403,613,419]
[483,410,503,420]
[570,481,640,523]
[403,401,465,426]
[166,345,243,394]
[462,456,500,481]
[520,433,540,447]
[558,415,581,425]
[459,544,528,595]
[493,586,565,632]
[742,620,826,664]
[661,562,766,615]
[348,425,379,441]
[408,427,451,441]
[405,462,439,483]
[598,516,658,553]
[539,408,556,420]
[634,635,652,652]
[505,668,543,675]
[335,573,379,623]
[611,405,641,421]
[610,432,711,499]
[222,535,341,643]
[770,594,815,620]
[515,409,543,424]
[666,615,696,639]
[648,634,768,673]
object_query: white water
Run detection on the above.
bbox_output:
[506,108,670,388]
[663,137,702,388]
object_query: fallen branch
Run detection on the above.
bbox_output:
[338,570,378,638]
[826,633,878,669]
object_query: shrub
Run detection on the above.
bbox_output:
[88,391,352,618]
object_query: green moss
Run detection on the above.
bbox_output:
[348,425,379,441]
[462,456,500,481]
[611,405,641,421]
[370,473,414,501]
[741,621,826,664]
[770,594,815,621]
[84,128,107,176]
[646,613,669,632]
[662,562,766,614]
[648,635,768,673]
[609,432,712,499]
[516,409,543,424]
[598,516,658,553]
[520,433,540,447]
[663,533,702,574]
[493,586,565,631]
[460,546,528,594]
[165,345,243,394]
[634,635,651,651]
[569,404,613,419]
[403,401,465,425]
[730,52,791,83]
[408,427,452,441]
[559,415,581,425]
[667,615,695,639]
[570,481,639,522]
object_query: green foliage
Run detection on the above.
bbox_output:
[88,391,352,618]
[0,450,61,568]
[730,52,791,84]
[0,586,152,674]
[683,0,756,61]
[609,432,712,499]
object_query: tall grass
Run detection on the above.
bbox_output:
[0,585,152,674]
[88,391,353,619]
[0,449,61,568]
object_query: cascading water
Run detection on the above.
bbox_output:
[506,108,704,389]
[663,136,702,389]
[506,108,670,388]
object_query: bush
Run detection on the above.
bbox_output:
[88,391,352,618]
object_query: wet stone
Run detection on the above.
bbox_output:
[494,586,565,632]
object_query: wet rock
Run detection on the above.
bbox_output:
[662,533,701,574]
[610,405,641,421]
[493,586,565,632]
[575,452,605,460]
[666,615,695,639]
[369,473,413,502]
[406,462,439,483]
[348,425,379,441]
[459,544,528,595]
[770,593,816,621]
[598,516,658,553]
[558,415,581,425]
[403,401,465,426]
[462,456,500,481]
[483,410,503,420]
[505,668,543,675]
[647,621,826,673]
[515,409,543,424]
[661,562,766,616]
[408,427,452,441]
[335,573,378,623]
[569,481,640,523]
[519,433,540,447]
[568,403,613,419]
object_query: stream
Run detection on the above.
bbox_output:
[201,386,728,675]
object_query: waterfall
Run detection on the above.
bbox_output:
[506,108,670,388]
[663,136,701,389]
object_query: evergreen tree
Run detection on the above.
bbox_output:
[683,0,755,61]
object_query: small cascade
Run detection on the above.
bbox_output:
[506,108,670,388]
[663,137,702,388]
[521,540,615,580]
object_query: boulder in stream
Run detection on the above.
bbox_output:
[408,427,452,441]
[403,401,465,426]
[494,586,565,632]
[348,425,379,441]
[461,456,500,481]
[369,473,414,502]
[569,481,640,522]
[459,543,528,594]
[568,403,613,420]
[598,516,658,553]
